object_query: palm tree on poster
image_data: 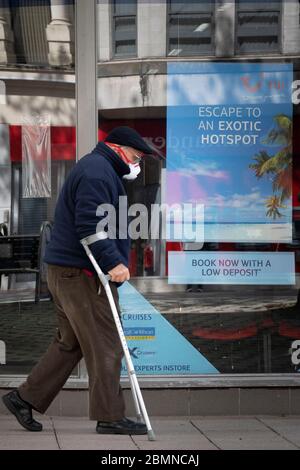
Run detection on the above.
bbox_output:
[249,114,292,219]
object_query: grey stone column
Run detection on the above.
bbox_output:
[97,0,111,62]
[0,1,15,65]
[76,0,97,159]
[138,1,167,58]
[46,1,74,66]
[215,1,235,58]
[282,0,300,55]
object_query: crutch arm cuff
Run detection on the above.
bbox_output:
[80,231,108,246]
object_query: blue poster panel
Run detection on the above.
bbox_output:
[119,282,218,375]
[166,62,293,243]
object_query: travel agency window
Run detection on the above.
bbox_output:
[98,0,300,384]
[0,0,77,378]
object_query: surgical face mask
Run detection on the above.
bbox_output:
[123,163,141,181]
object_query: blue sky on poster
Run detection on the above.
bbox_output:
[167,63,293,224]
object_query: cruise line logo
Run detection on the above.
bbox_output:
[124,327,155,341]
[129,347,156,360]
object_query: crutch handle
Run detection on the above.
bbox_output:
[97,274,111,295]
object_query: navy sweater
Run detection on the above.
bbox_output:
[44,142,131,274]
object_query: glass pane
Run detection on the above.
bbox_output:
[0,1,78,377]
[237,12,280,53]
[96,0,300,380]
[0,301,57,375]
[238,11,279,29]
[169,37,212,55]
[165,61,297,375]
[114,0,137,17]
[114,16,136,55]
[115,41,136,55]
[169,0,213,14]
[168,14,213,56]
[237,36,279,53]
[114,16,136,39]
[238,1,281,11]
[10,0,51,66]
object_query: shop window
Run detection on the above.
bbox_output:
[167,0,214,57]
[236,1,281,54]
[112,0,137,57]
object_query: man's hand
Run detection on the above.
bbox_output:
[108,264,130,283]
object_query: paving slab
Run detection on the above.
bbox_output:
[0,416,53,434]
[258,417,300,448]
[52,417,137,450]
[0,416,58,450]
[56,435,137,451]
[132,418,217,450]
[191,417,298,450]
[0,436,59,450]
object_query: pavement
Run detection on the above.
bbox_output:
[1,414,300,450]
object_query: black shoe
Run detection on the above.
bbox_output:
[2,390,43,432]
[96,417,147,435]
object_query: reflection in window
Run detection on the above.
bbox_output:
[236,1,281,54]
[167,0,214,56]
[113,0,137,57]
[6,0,75,68]
[10,0,51,66]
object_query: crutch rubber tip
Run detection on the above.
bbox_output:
[148,430,156,441]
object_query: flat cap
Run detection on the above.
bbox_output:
[105,126,153,155]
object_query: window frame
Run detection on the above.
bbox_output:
[111,0,137,59]
[166,0,215,58]
[235,1,283,55]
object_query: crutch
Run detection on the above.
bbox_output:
[80,236,156,441]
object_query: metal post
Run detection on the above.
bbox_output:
[75,0,98,160]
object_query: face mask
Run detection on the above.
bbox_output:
[123,163,141,181]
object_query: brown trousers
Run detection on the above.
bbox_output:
[18,265,125,421]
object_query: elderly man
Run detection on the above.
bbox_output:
[2,127,153,435]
